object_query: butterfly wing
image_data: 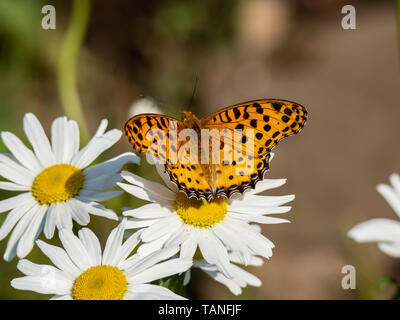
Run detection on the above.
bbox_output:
[124,114,184,163]
[201,99,307,198]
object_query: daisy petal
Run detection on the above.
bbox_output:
[125,284,186,300]
[59,229,92,271]
[51,117,77,164]
[3,204,40,261]
[11,275,71,295]
[141,216,182,242]
[23,113,55,167]
[36,240,81,278]
[1,131,42,173]
[347,218,400,243]
[127,258,192,285]
[0,181,30,191]
[75,199,118,221]
[197,230,231,277]
[0,200,36,241]
[78,228,102,266]
[125,246,180,275]
[17,205,47,258]
[71,120,122,169]
[0,153,35,186]
[120,170,176,201]
[0,192,34,214]
[378,242,400,257]
[102,219,126,265]
[83,153,140,190]
[377,184,400,219]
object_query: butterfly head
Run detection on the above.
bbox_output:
[181,111,201,129]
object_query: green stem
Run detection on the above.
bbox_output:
[57,0,91,143]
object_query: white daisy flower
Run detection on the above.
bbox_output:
[184,251,263,296]
[348,173,400,257]
[0,113,139,261]
[118,158,294,277]
[11,219,192,300]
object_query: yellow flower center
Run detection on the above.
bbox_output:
[31,164,84,205]
[175,193,228,228]
[72,265,128,300]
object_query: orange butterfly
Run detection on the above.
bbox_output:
[124,99,307,201]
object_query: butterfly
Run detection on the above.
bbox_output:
[124,99,307,201]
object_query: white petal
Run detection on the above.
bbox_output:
[102,219,126,266]
[1,131,42,173]
[23,113,55,167]
[68,198,90,226]
[125,284,186,300]
[136,233,171,257]
[123,203,174,219]
[125,217,158,229]
[141,216,181,242]
[59,229,92,270]
[17,205,47,258]
[0,153,35,186]
[51,117,79,164]
[0,200,36,240]
[201,268,242,295]
[212,223,251,264]
[378,242,400,257]
[55,202,73,231]
[120,170,176,201]
[348,218,400,243]
[0,181,30,191]
[127,258,192,285]
[390,173,400,196]
[17,259,73,282]
[78,228,102,266]
[230,194,295,209]
[241,178,287,197]
[11,275,72,295]
[125,246,180,276]
[197,229,232,277]
[377,184,400,219]
[78,189,122,202]
[227,212,290,224]
[180,233,197,260]
[230,263,262,287]
[115,230,142,267]
[3,204,41,261]
[71,120,122,169]
[36,240,81,278]
[224,218,274,258]
[50,294,73,300]
[83,153,140,190]
[183,269,191,286]
[74,198,118,221]
[229,252,264,266]
[0,192,35,214]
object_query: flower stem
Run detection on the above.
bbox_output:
[57,0,91,143]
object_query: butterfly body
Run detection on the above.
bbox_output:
[125,99,307,201]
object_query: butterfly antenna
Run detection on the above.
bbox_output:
[188,76,199,110]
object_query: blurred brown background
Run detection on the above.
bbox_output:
[0,0,399,299]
